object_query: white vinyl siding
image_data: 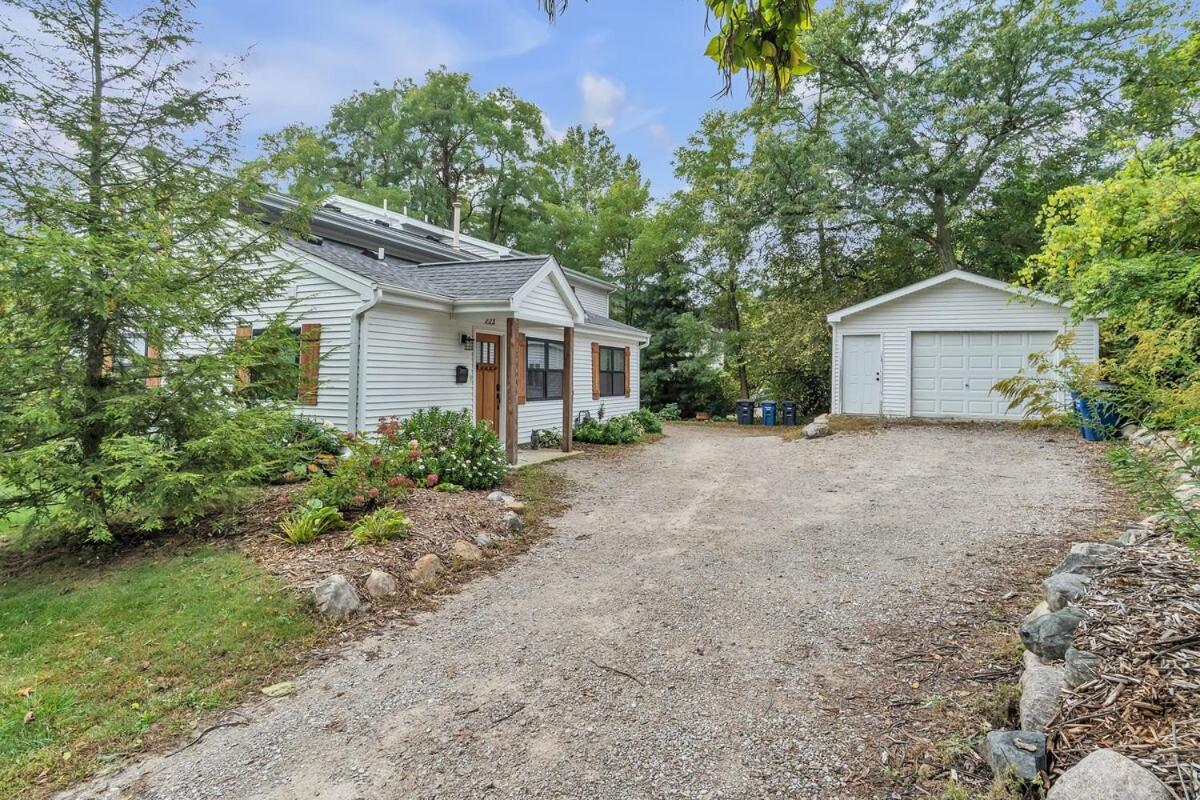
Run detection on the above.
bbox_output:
[359,303,474,431]
[573,284,610,317]
[515,275,575,327]
[831,278,1100,418]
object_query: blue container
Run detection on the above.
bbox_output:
[1073,387,1120,441]
[761,400,777,427]
[736,400,755,425]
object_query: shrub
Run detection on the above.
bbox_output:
[304,438,410,511]
[657,403,682,421]
[285,417,343,462]
[574,415,644,445]
[376,411,506,490]
[630,408,663,434]
[348,507,412,546]
[536,428,562,448]
[433,482,464,493]
[276,499,343,545]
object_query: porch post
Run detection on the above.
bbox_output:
[561,326,574,452]
[505,317,519,465]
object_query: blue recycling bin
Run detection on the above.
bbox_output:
[760,400,777,427]
[736,400,755,425]
[1073,381,1120,441]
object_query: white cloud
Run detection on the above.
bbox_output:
[578,72,627,128]
[648,122,673,148]
[541,113,567,142]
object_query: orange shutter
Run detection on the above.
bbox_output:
[146,344,162,388]
[624,346,631,397]
[298,323,321,406]
[517,333,528,405]
[591,342,600,399]
[234,325,252,389]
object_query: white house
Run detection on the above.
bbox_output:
[236,194,649,463]
[826,270,1100,419]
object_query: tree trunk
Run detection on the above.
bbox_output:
[727,275,751,400]
[931,189,958,272]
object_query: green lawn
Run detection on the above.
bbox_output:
[0,546,316,797]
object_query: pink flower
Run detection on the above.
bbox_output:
[353,494,366,506]
[425,473,439,487]
[370,455,383,467]
[367,486,380,498]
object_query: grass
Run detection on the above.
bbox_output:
[0,545,317,798]
[502,464,574,532]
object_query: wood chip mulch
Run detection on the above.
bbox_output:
[1050,531,1200,798]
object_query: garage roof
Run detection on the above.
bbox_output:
[826,270,1077,323]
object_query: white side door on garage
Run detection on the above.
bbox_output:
[841,334,881,414]
[911,331,1056,419]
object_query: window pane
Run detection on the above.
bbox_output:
[600,347,612,371]
[547,370,563,399]
[614,348,625,370]
[547,342,564,370]
[527,342,546,370]
[527,370,545,399]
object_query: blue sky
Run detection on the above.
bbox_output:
[192,0,748,195]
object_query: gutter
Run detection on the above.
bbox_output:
[347,287,383,433]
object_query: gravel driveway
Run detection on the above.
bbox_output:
[69,423,1112,800]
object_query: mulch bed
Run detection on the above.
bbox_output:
[1050,531,1200,798]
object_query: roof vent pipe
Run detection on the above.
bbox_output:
[452,202,461,250]
[377,247,385,261]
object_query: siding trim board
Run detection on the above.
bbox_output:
[829,274,1101,420]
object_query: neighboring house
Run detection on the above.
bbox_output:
[826,270,1100,419]
[238,194,649,463]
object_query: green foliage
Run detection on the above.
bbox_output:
[0,0,310,542]
[432,482,464,494]
[657,404,682,421]
[629,408,663,434]
[303,437,411,511]
[1108,443,1200,545]
[348,507,412,546]
[536,428,562,448]
[378,410,508,490]
[574,415,645,445]
[276,499,343,545]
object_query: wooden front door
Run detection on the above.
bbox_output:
[475,334,501,434]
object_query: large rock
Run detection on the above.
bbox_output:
[450,539,483,563]
[408,554,444,587]
[486,491,515,504]
[313,574,361,619]
[813,413,830,424]
[803,420,831,439]
[1069,542,1121,558]
[364,569,399,599]
[504,510,524,533]
[1019,663,1065,732]
[984,730,1047,783]
[1044,572,1091,611]
[1052,552,1108,577]
[1024,601,1051,625]
[1047,749,1172,800]
[474,531,499,549]
[1064,647,1102,688]
[1020,606,1085,661]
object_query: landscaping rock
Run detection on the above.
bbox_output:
[1118,527,1143,546]
[1023,601,1051,625]
[1047,749,1173,800]
[1063,647,1102,688]
[261,681,295,698]
[1052,552,1108,577]
[504,510,524,533]
[983,730,1047,783]
[1020,606,1085,661]
[364,569,399,599]
[1044,572,1090,611]
[313,574,360,619]
[451,539,483,563]
[1022,650,1045,670]
[1019,663,1065,732]
[814,413,830,424]
[408,554,444,586]
[803,420,831,439]
[474,531,499,548]
[1069,542,1121,559]
[486,491,515,504]
[503,499,527,513]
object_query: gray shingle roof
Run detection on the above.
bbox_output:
[583,312,648,337]
[289,238,550,300]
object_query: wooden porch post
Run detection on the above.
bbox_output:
[561,326,574,452]
[505,317,520,465]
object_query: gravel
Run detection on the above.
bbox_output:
[62,423,1108,800]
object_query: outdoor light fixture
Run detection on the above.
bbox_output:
[460,333,475,350]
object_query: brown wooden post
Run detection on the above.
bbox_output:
[561,326,574,452]
[505,317,520,465]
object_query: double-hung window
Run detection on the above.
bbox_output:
[526,338,564,401]
[599,346,625,397]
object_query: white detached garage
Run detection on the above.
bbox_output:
[826,270,1100,419]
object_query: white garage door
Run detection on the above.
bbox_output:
[911,331,1055,419]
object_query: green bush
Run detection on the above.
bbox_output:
[285,417,343,462]
[630,408,663,434]
[348,507,411,546]
[536,428,562,448]
[276,499,343,545]
[657,403,682,421]
[303,437,411,511]
[376,410,507,490]
[574,415,644,445]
